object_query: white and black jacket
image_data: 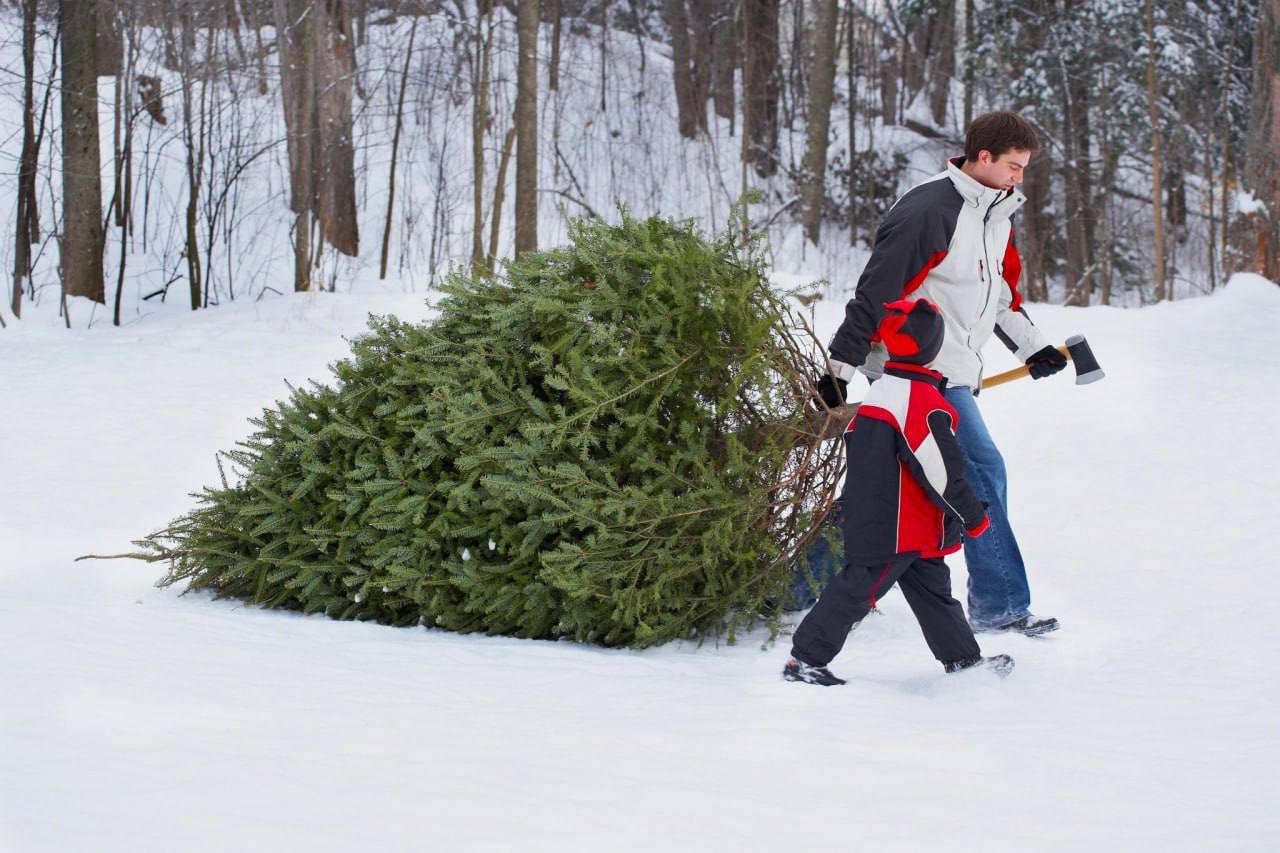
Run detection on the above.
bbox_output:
[829,158,1050,390]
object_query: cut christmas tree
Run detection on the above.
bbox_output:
[130,214,844,647]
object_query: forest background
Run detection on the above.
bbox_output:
[0,0,1276,333]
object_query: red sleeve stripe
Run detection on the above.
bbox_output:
[1002,233,1024,311]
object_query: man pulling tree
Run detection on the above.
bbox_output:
[817,111,1065,636]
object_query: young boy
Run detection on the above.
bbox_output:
[784,298,1013,685]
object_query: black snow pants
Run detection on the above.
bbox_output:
[789,553,981,669]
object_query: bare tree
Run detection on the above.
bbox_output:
[742,0,780,177]
[962,0,974,127]
[549,0,562,91]
[488,127,517,268]
[710,0,736,122]
[515,0,539,256]
[1241,0,1280,280]
[1219,0,1245,264]
[926,0,955,127]
[1019,151,1053,303]
[111,4,142,325]
[382,15,418,280]
[469,1,493,271]
[799,0,838,245]
[663,0,702,138]
[60,0,107,305]
[1146,0,1168,300]
[276,0,360,291]
[12,0,41,319]
[1058,26,1097,306]
[177,1,207,310]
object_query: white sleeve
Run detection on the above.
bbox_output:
[828,357,859,383]
[996,291,1050,361]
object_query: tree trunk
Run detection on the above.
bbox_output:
[382,16,417,280]
[1220,0,1244,266]
[710,0,735,122]
[688,0,713,116]
[471,2,492,270]
[488,127,517,268]
[663,0,701,138]
[96,1,122,76]
[879,39,898,125]
[743,0,780,177]
[179,2,203,309]
[12,0,39,319]
[113,13,136,325]
[1146,0,1167,301]
[354,0,369,46]
[1166,159,1187,244]
[599,0,611,112]
[514,0,539,257]
[782,0,803,131]
[549,0,561,91]
[927,0,955,127]
[962,0,973,127]
[60,0,106,304]
[799,0,838,246]
[846,0,858,244]
[900,15,926,105]
[1098,152,1117,306]
[276,0,313,290]
[1241,0,1280,281]
[1019,149,1052,303]
[275,0,359,289]
[312,0,358,258]
[1060,58,1095,306]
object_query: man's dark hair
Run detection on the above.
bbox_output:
[964,112,1040,162]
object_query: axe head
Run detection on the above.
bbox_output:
[1065,335,1105,385]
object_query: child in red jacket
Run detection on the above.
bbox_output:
[784,298,1012,685]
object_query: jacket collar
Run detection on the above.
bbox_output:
[946,157,1026,223]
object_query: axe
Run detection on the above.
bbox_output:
[981,334,1105,390]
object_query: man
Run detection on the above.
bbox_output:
[817,111,1064,636]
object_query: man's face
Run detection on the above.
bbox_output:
[971,148,1032,192]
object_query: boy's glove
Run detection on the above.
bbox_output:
[816,374,848,409]
[966,516,991,538]
[1026,345,1068,379]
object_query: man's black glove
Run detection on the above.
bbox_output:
[816,374,848,408]
[1026,345,1068,380]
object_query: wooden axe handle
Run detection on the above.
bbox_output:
[980,345,1071,390]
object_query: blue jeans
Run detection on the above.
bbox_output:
[787,499,844,611]
[943,385,1032,628]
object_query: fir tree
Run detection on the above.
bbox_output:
[130,214,842,648]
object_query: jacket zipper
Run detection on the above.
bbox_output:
[969,195,1003,388]
[980,196,1001,318]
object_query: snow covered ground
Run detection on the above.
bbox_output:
[2,275,1278,851]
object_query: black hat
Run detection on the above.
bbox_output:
[875,298,944,365]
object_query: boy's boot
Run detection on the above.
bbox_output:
[943,654,1015,677]
[782,658,847,686]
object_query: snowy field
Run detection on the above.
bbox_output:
[2,275,1278,851]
